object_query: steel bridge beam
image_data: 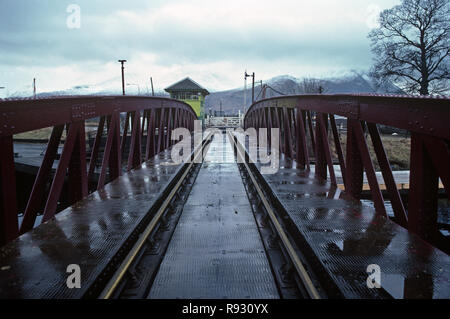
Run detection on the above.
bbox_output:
[0,96,197,244]
[244,94,450,247]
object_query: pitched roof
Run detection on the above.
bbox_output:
[164,77,209,95]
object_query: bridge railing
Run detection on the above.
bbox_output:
[0,96,197,245]
[244,94,449,247]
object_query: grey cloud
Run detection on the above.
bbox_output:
[0,0,383,93]
[1,0,372,69]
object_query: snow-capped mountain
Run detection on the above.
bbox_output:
[3,71,404,116]
[204,71,404,114]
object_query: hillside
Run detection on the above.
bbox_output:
[5,71,404,115]
[204,71,404,115]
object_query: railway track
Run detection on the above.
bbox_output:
[81,131,326,299]
[82,133,212,299]
[228,131,325,299]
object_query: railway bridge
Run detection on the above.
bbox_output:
[0,94,449,299]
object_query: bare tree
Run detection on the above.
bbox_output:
[369,0,449,95]
[299,77,327,94]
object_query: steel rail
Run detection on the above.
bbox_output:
[99,132,211,299]
[228,131,321,299]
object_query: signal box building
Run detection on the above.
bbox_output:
[165,77,209,120]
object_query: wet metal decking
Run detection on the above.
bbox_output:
[0,149,184,298]
[148,134,279,299]
[253,154,450,299]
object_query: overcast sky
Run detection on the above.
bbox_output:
[0,0,401,96]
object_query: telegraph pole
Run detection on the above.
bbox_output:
[244,71,255,113]
[150,77,154,96]
[33,78,36,99]
[244,71,247,114]
[251,72,255,104]
[118,60,127,95]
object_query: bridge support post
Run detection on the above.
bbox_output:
[145,109,156,160]
[345,119,364,199]
[283,107,293,159]
[408,132,439,245]
[88,117,106,184]
[165,108,172,149]
[120,112,130,160]
[306,111,315,155]
[98,112,121,190]
[171,108,179,147]
[314,113,327,181]
[67,121,88,204]
[157,108,165,154]
[295,108,309,170]
[273,108,282,154]
[0,136,18,245]
[329,114,346,185]
[317,113,337,185]
[108,113,122,181]
[127,110,142,170]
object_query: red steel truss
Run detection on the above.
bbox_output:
[244,94,450,246]
[0,96,196,245]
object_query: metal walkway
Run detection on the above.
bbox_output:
[252,153,450,299]
[0,149,184,298]
[148,134,279,298]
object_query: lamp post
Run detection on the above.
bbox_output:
[118,60,127,95]
[251,72,255,104]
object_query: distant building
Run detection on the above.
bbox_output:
[165,77,209,120]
